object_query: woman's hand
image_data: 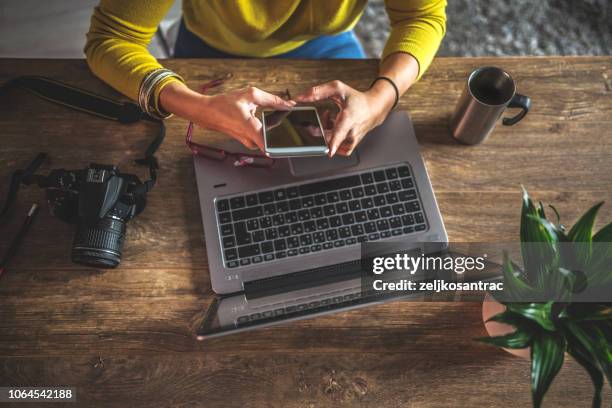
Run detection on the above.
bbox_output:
[159,82,295,151]
[295,80,396,157]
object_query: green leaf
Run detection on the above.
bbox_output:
[530,331,566,408]
[568,202,604,243]
[477,328,532,349]
[501,252,540,301]
[566,322,612,387]
[559,304,612,322]
[566,329,604,408]
[592,222,612,243]
[507,302,556,331]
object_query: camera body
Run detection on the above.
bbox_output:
[44,164,147,268]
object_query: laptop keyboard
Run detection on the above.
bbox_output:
[215,164,428,269]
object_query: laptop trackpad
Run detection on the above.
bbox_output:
[288,152,359,177]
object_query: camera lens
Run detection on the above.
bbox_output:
[71,215,126,268]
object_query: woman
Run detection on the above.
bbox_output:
[85,1,446,157]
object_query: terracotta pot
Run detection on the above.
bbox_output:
[482,294,530,359]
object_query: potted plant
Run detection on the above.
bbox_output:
[478,189,611,407]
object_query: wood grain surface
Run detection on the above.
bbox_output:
[0,57,610,407]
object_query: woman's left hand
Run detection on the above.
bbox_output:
[295,80,396,157]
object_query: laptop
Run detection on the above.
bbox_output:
[193,111,448,295]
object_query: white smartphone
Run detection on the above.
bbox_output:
[262,106,329,158]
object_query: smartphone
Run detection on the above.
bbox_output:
[262,106,329,158]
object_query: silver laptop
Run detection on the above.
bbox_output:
[194,111,448,295]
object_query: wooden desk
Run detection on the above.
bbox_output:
[0,57,610,407]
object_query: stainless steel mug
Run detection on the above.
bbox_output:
[450,66,531,145]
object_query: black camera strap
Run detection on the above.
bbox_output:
[0,76,164,216]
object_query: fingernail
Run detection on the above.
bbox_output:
[330,146,337,157]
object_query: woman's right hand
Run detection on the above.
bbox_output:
[159,81,295,151]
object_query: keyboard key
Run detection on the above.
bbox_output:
[274,188,287,200]
[351,187,365,198]
[392,228,403,236]
[376,182,389,194]
[339,227,351,238]
[348,200,361,211]
[416,224,427,231]
[240,258,251,266]
[323,205,336,216]
[364,185,377,196]
[336,202,349,213]
[405,201,421,212]
[285,212,298,223]
[276,250,287,259]
[272,214,284,226]
[234,222,251,245]
[334,240,345,247]
[389,180,402,191]
[380,230,391,238]
[246,219,259,231]
[233,206,263,221]
[311,244,322,252]
[401,178,414,189]
[364,222,377,233]
[345,238,357,245]
[287,187,299,198]
[288,249,299,257]
[376,219,390,231]
[399,189,417,201]
[238,244,260,258]
[361,172,374,184]
[227,260,239,268]
[224,248,238,260]
[300,234,313,246]
[258,191,274,203]
[252,256,263,263]
[301,196,314,208]
[415,212,425,224]
[290,223,303,235]
[323,242,333,250]
[274,239,287,251]
[314,194,327,205]
[374,196,386,206]
[368,233,380,241]
[310,207,323,218]
[299,175,361,195]
[380,206,392,218]
[289,199,301,210]
[386,193,399,204]
[386,168,398,179]
[230,196,246,209]
[361,197,374,208]
[402,214,415,226]
[374,170,386,182]
[304,221,316,232]
[351,224,364,236]
[260,216,272,228]
[326,229,339,241]
[398,166,410,177]
[219,212,232,224]
[390,216,402,228]
[216,199,229,212]
[298,210,311,221]
[329,216,342,227]
[367,209,380,220]
[316,218,329,230]
[265,228,278,240]
[287,237,299,248]
[392,204,405,215]
[299,247,310,254]
[252,230,265,242]
[339,189,352,200]
[261,242,274,253]
[222,236,236,248]
[355,211,367,222]
[313,232,325,243]
[342,213,355,225]
[278,226,290,237]
[220,224,233,236]
[327,191,340,203]
[264,253,274,261]
[273,202,287,213]
[246,194,258,206]
[264,203,276,215]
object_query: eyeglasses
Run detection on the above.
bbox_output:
[185,77,276,168]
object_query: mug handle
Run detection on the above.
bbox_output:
[502,93,531,126]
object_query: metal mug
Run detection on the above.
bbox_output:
[450,66,531,145]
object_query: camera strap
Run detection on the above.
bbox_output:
[0,76,164,216]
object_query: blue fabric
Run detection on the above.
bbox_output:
[173,20,365,59]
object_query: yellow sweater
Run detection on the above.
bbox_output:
[85,0,446,105]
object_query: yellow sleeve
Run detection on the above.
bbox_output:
[383,0,447,80]
[84,0,181,106]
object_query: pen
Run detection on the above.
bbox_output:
[0,203,40,279]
